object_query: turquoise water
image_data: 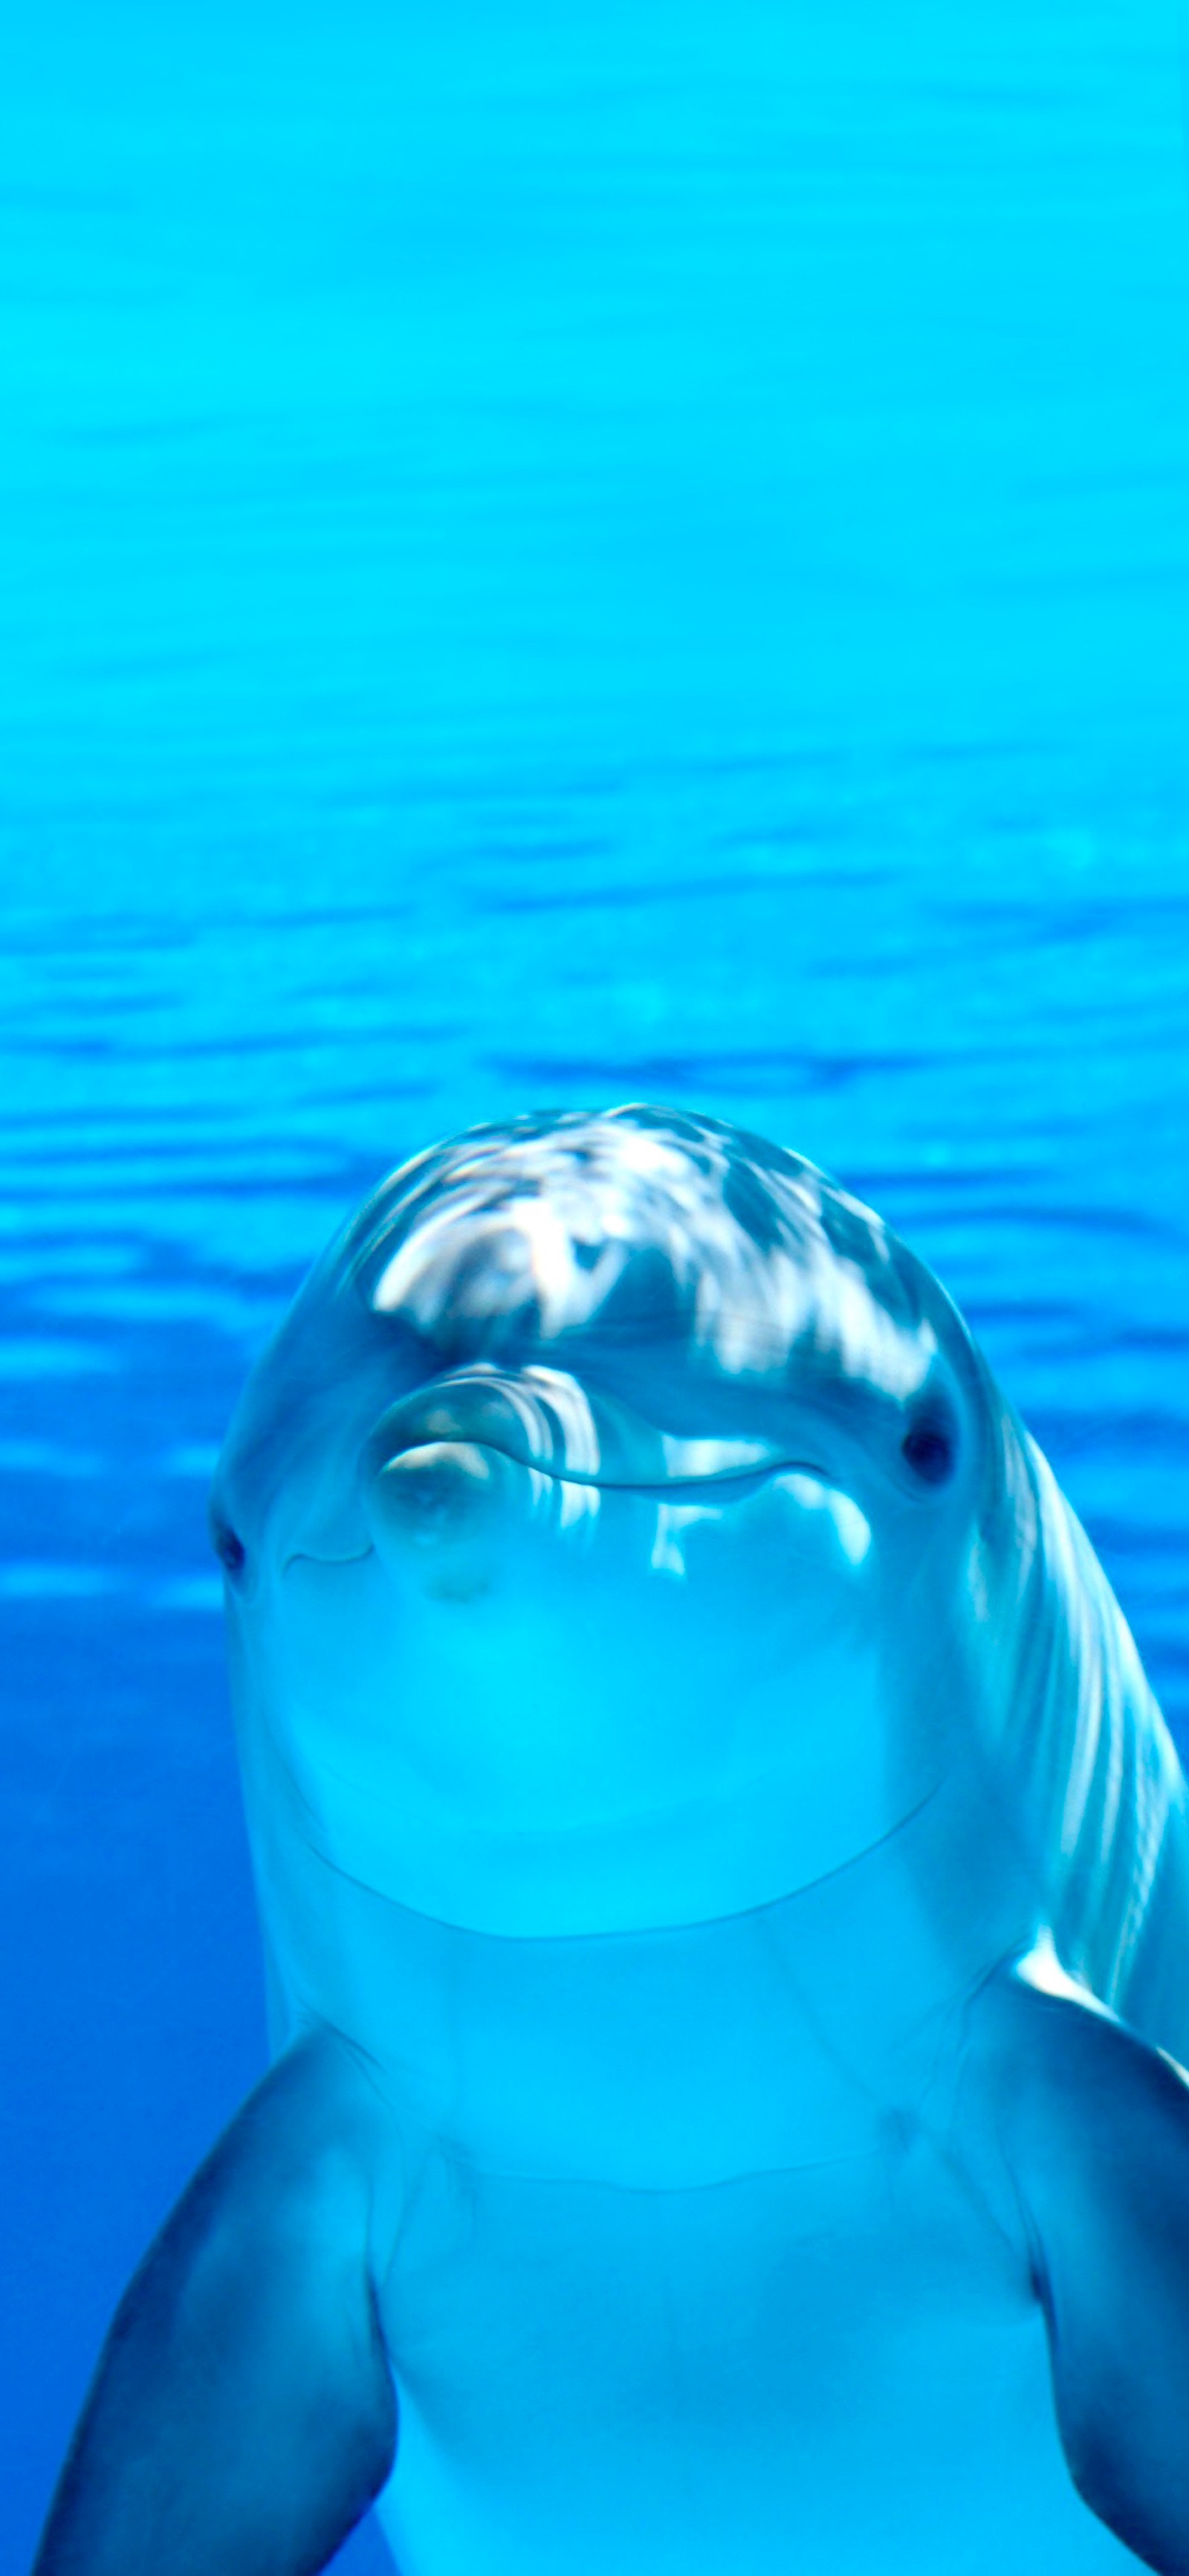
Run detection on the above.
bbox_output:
[4,6,1189,2566]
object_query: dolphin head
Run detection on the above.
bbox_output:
[213,1108,994,1937]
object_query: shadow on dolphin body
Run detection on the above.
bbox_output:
[33,1108,1189,2576]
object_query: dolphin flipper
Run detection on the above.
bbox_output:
[33,2030,396,2576]
[972,1954,1189,2576]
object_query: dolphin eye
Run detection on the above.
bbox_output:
[901,1413,955,1487]
[210,1515,247,1578]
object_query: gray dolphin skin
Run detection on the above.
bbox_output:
[34,1108,1189,2575]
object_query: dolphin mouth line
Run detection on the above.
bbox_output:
[367,1372,845,1508]
[518,1459,829,1497]
[378,1450,835,1500]
[285,1544,378,1571]
[283,1457,843,1573]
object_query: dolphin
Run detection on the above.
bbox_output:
[33,1106,1189,2575]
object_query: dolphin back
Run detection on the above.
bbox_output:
[969,1363,1189,2063]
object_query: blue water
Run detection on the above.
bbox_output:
[3,5,1189,2566]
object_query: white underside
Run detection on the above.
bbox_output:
[372,2134,1139,2576]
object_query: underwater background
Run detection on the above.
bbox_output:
[2,3,1188,2565]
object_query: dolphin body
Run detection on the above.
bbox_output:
[35,1108,1189,2575]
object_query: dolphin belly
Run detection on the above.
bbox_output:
[375,2134,1137,2576]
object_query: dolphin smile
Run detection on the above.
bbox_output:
[363,1361,829,1497]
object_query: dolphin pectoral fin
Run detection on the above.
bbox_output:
[972,1956,1189,2576]
[33,2030,397,2576]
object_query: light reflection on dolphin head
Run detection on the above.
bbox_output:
[212,1108,1007,1937]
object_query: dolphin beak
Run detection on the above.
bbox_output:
[363,1366,804,1497]
[354,1364,869,1607]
